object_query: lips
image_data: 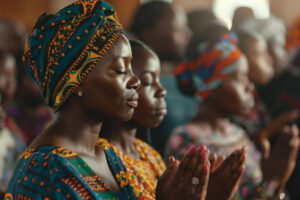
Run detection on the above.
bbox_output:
[154,107,167,116]
[126,94,139,108]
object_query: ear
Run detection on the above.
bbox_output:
[75,86,84,98]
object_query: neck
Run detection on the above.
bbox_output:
[192,101,229,133]
[110,121,139,158]
[30,99,103,156]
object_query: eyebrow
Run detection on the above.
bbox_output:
[112,55,133,63]
[141,71,155,75]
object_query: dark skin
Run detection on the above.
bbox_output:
[192,56,299,199]
[244,35,274,85]
[29,34,140,192]
[0,55,17,110]
[268,34,288,74]
[110,47,167,159]
[139,4,191,75]
[242,34,299,158]
[110,47,210,200]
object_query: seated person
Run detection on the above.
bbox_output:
[167,31,299,200]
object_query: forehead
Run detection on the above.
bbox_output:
[159,5,187,25]
[107,34,132,57]
[132,48,160,74]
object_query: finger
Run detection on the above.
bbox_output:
[284,110,299,122]
[210,153,217,171]
[196,160,210,199]
[260,137,271,159]
[221,150,244,177]
[277,110,299,125]
[222,150,241,170]
[173,146,196,184]
[289,125,299,157]
[182,146,207,183]
[192,149,209,178]
[230,151,245,177]
[164,156,178,180]
[214,155,225,171]
[168,156,176,167]
[291,124,299,137]
[228,164,245,194]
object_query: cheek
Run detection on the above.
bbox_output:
[135,89,154,117]
[133,90,158,127]
[217,85,247,114]
[83,79,127,117]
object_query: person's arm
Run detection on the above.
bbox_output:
[253,125,299,200]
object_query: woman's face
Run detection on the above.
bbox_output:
[213,56,255,116]
[148,5,191,60]
[246,36,274,85]
[0,55,17,106]
[81,35,140,121]
[268,35,288,74]
[131,48,167,128]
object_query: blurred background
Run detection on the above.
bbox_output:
[0,0,299,31]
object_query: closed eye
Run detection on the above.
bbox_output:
[115,70,127,75]
[141,82,153,86]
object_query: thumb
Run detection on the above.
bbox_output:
[260,137,270,159]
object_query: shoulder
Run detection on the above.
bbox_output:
[96,138,110,150]
[6,147,78,199]
[135,138,166,173]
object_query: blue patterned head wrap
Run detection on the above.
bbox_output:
[23,0,123,111]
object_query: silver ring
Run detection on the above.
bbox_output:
[191,176,200,185]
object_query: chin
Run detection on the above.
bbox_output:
[118,112,134,122]
[148,117,164,128]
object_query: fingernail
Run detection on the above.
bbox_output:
[197,145,205,153]
[204,163,208,173]
[168,156,175,166]
[190,146,196,153]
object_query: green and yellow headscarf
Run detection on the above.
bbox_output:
[23,0,123,111]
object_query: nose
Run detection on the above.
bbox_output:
[127,71,141,90]
[155,82,167,98]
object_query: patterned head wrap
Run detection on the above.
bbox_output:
[175,33,243,101]
[23,0,123,111]
[286,16,300,52]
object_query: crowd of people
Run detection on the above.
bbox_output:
[0,0,300,199]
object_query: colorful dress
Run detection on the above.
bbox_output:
[110,138,166,200]
[167,122,262,200]
[4,138,137,200]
